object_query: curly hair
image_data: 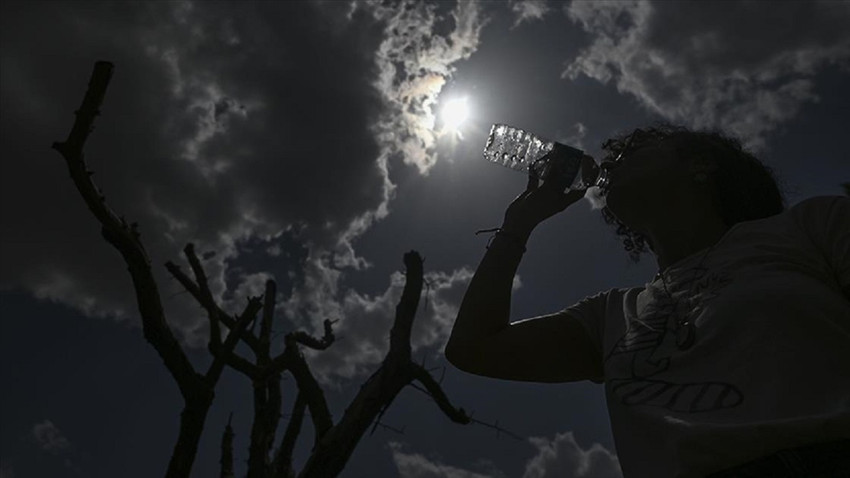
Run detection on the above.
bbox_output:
[599,123,787,263]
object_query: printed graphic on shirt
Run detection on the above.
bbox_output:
[605,266,743,412]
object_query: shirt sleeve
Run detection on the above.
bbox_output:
[558,288,622,383]
[791,195,850,294]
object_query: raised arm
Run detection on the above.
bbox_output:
[445,160,603,383]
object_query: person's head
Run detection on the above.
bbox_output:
[597,124,786,262]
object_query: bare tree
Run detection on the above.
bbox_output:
[52,61,496,478]
[53,60,258,478]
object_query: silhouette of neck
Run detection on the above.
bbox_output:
[643,193,729,273]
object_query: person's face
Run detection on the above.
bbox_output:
[602,137,691,230]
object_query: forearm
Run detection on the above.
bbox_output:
[446,229,529,355]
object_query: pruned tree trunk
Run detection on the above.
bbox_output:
[170,391,214,477]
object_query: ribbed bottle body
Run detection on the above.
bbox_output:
[483,124,598,191]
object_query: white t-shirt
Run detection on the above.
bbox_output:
[564,195,850,477]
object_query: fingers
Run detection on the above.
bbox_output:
[526,170,540,192]
[581,155,599,186]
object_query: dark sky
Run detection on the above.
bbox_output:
[1,1,849,477]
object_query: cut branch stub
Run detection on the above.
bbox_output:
[54,61,113,157]
[220,412,235,478]
[283,319,336,352]
[259,279,276,361]
[183,243,222,349]
[389,250,423,357]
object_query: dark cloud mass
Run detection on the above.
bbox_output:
[0,1,480,344]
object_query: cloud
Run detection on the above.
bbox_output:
[28,420,85,475]
[30,420,71,454]
[556,122,588,150]
[1,1,382,342]
[369,0,487,175]
[524,432,622,478]
[562,0,850,150]
[332,0,487,267]
[0,0,486,348]
[282,253,476,384]
[388,432,620,478]
[509,0,551,29]
[389,442,506,478]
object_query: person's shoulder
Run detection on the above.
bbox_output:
[790,195,849,214]
[786,195,849,238]
[577,286,638,303]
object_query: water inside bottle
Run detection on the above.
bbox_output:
[484,124,555,175]
[484,124,599,191]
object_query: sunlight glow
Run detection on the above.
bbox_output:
[441,97,470,132]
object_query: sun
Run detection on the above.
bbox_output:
[441,97,470,132]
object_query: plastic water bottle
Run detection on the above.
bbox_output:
[483,124,604,191]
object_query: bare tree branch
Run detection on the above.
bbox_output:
[259,280,276,360]
[298,251,422,477]
[210,346,260,381]
[388,251,423,357]
[219,413,235,478]
[266,375,283,470]
[406,381,522,441]
[284,319,336,351]
[52,60,199,401]
[53,61,219,478]
[58,62,480,478]
[247,280,278,478]
[207,297,263,383]
[371,420,406,436]
[184,243,221,349]
[273,392,306,478]
[282,341,334,445]
[410,363,471,425]
[165,260,262,353]
[467,417,524,442]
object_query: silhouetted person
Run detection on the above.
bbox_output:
[447,124,850,477]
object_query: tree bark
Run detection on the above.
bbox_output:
[167,390,214,478]
[55,61,261,478]
[298,251,470,478]
[220,413,235,478]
